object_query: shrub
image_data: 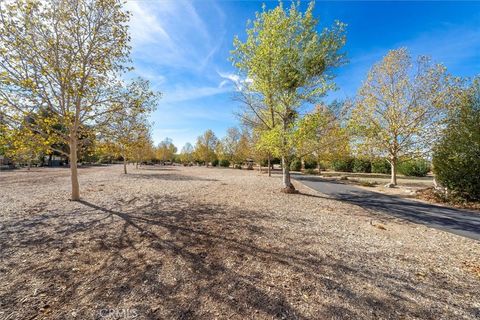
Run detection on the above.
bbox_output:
[352,158,371,173]
[371,159,391,174]
[304,159,317,169]
[398,159,430,177]
[290,159,302,171]
[219,159,230,167]
[304,168,317,175]
[317,161,328,171]
[260,157,280,167]
[331,158,353,172]
[433,82,480,200]
[211,159,219,167]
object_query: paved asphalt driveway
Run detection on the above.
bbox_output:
[293,174,480,241]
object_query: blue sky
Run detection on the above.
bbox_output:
[125,0,480,150]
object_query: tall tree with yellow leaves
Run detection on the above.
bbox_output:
[349,48,460,186]
[0,0,131,200]
[231,1,346,192]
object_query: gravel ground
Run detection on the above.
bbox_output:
[0,165,479,320]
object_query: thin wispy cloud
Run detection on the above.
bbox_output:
[161,85,231,104]
[125,0,225,72]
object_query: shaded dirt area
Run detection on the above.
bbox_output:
[0,165,479,319]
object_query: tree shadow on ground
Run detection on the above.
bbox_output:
[0,195,478,319]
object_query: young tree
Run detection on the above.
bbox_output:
[221,127,241,162]
[231,1,346,192]
[0,0,131,200]
[179,142,194,164]
[235,130,252,167]
[131,132,155,168]
[102,79,158,174]
[156,137,177,164]
[220,127,252,166]
[194,129,218,166]
[349,48,459,186]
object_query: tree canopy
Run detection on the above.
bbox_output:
[349,48,460,186]
[231,0,346,192]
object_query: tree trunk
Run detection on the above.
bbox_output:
[69,136,80,201]
[267,154,271,177]
[281,156,296,193]
[136,162,138,169]
[123,157,127,174]
[389,157,397,186]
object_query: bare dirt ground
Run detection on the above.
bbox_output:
[0,165,479,320]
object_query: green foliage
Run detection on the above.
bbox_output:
[398,159,430,177]
[220,127,251,164]
[433,80,480,200]
[156,137,177,162]
[194,129,219,165]
[352,158,372,173]
[304,168,317,175]
[371,159,391,174]
[304,159,317,170]
[331,158,353,172]
[290,159,302,171]
[179,142,194,164]
[219,159,230,167]
[231,1,346,189]
[211,159,219,167]
[348,48,460,185]
[260,157,281,166]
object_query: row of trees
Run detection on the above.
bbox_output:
[178,128,252,168]
[227,0,476,198]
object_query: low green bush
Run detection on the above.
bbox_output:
[260,157,281,167]
[331,158,354,172]
[211,159,219,167]
[290,159,302,171]
[433,81,480,200]
[398,159,430,177]
[304,159,317,169]
[371,159,391,174]
[317,161,328,171]
[352,158,371,173]
[219,159,230,167]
